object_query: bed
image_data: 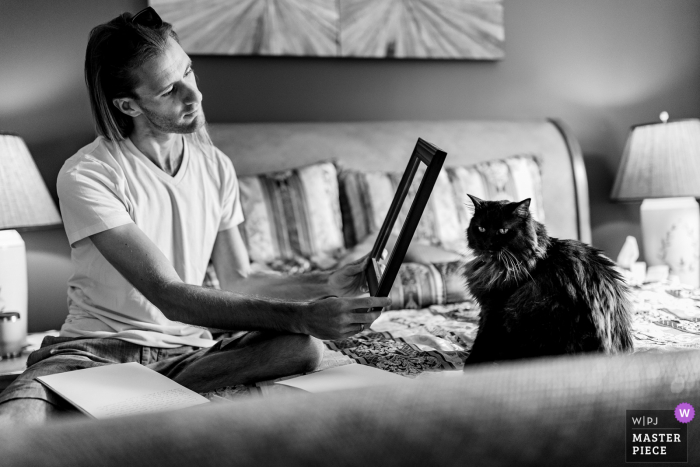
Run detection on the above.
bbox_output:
[198,119,700,399]
[4,119,699,467]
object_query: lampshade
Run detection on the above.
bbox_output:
[611,118,700,201]
[0,133,62,230]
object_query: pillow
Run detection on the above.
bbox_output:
[338,154,545,252]
[238,162,345,264]
[388,261,469,310]
[335,233,470,308]
[204,256,468,309]
[338,165,452,248]
[336,233,465,268]
[205,228,469,308]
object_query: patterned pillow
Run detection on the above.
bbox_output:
[388,261,469,310]
[203,255,469,309]
[238,162,345,264]
[338,154,545,252]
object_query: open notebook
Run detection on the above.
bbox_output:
[37,362,209,419]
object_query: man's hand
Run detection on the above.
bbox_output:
[299,295,392,340]
[328,250,388,297]
[327,254,370,297]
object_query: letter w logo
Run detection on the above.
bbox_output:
[680,409,691,418]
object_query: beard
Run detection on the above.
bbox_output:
[140,105,205,135]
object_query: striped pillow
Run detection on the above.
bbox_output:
[388,261,468,310]
[239,162,345,264]
[338,154,545,252]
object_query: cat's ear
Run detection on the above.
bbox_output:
[511,198,531,215]
[467,194,485,210]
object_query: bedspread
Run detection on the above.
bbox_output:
[204,281,700,400]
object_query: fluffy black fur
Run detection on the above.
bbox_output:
[463,195,633,365]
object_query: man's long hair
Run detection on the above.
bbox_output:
[84,12,210,146]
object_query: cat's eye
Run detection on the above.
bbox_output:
[478,226,485,233]
[498,228,508,234]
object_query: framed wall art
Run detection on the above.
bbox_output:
[150,0,504,60]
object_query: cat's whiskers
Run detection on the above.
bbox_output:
[497,249,523,285]
[502,251,516,282]
[509,253,524,282]
[508,251,534,280]
[505,250,521,278]
[504,248,534,283]
[497,251,511,282]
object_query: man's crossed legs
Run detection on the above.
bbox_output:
[0,332,323,427]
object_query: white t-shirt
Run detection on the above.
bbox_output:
[56,135,244,348]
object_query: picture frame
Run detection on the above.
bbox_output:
[366,138,447,305]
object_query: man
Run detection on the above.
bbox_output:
[0,7,390,425]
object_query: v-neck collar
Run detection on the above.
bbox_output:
[124,135,190,185]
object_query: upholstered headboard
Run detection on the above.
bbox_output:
[208,119,590,243]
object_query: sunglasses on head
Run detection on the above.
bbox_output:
[130,6,163,28]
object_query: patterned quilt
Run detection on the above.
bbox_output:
[204,281,700,400]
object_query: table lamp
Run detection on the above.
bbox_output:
[0,132,62,358]
[611,113,700,287]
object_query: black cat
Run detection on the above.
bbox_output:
[463,195,633,365]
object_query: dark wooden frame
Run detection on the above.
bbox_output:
[366,138,447,304]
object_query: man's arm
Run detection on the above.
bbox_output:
[89,224,389,339]
[211,227,365,300]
